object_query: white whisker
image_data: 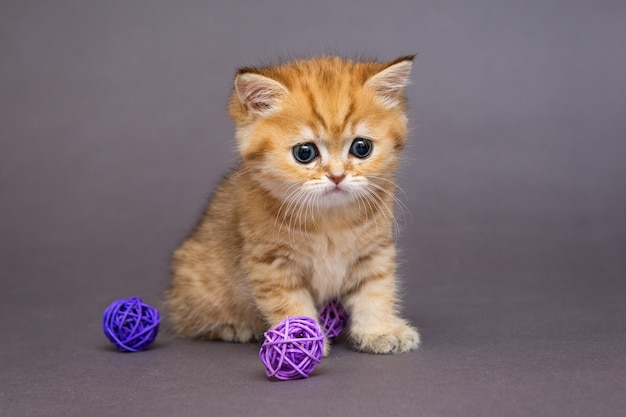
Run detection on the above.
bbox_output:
[362,186,400,239]
[367,180,412,226]
[274,183,303,237]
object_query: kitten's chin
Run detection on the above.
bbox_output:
[316,188,355,208]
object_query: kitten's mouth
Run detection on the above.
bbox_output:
[323,186,349,198]
[325,186,345,195]
[315,186,354,207]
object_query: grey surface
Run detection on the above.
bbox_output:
[1,0,625,416]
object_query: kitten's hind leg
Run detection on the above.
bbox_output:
[166,262,265,343]
[197,323,263,343]
[167,292,264,343]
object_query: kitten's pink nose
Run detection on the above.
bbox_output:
[327,174,346,185]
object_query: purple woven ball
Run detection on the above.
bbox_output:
[319,299,349,340]
[259,316,325,380]
[102,297,160,352]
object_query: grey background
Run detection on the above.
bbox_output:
[1,0,625,416]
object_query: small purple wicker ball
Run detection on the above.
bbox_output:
[319,299,349,340]
[102,297,160,352]
[259,316,325,380]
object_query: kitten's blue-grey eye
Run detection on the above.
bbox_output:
[293,143,318,164]
[350,138,373,158]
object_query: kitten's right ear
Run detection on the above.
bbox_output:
[234,72,288,117]
[365,55,415,108]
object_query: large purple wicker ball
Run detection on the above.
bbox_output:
[319,299,349,340]
[259,316,325,380]
[102,297,160,352]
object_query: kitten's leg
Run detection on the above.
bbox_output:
[167,250,266,343]
[343,246,420,354]
[167,277,265,343]
[199,323,262,343]
[244,259,330,355]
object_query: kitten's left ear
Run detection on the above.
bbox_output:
[365,55,415,108]
[235,72,288,117]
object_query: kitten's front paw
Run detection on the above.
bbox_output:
[352,322,420,354]
[323,338,331,357]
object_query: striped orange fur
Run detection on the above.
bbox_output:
[166,55,420,354]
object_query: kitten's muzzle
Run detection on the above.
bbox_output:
[327,174,346,185]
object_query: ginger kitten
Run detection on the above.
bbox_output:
[167,55,420,354]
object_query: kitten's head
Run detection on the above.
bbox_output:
[229,55,413,210]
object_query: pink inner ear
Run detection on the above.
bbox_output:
[246,87,279,112]
[249,101,270,112]
[366,60,412,105]
[236,73,287,115]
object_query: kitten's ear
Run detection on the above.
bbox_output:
[365,55,415,107]
[234,72,288,116]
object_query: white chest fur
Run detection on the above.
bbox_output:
[306,227,362,304]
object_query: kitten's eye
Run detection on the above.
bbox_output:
[292,143,318,164]
[350,138,373,159]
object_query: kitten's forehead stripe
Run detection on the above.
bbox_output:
[304,85,329,132]
[302,87,354,145]
[340,100,356,135]
[304,80,358,145]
